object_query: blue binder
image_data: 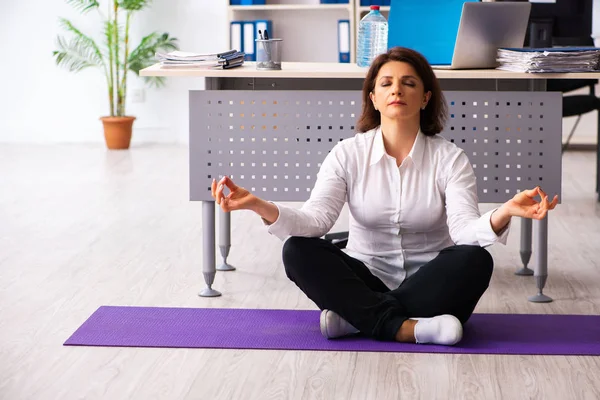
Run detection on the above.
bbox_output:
[387,0,478,65]
[242,21,256,61]
[338,19,350,63]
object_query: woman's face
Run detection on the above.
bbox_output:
[369,61,431,122]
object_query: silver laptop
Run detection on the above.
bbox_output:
[432,2,531,70]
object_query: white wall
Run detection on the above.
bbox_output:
[0,0,227,145]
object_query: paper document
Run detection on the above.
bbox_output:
[155,49,245,70]
[496,47,600,73]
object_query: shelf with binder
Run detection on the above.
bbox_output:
[227,0,356,63]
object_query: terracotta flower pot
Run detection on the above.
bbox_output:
[100,116,136,149]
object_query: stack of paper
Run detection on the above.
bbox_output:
[496,47,600,73]
[155,50,245,69]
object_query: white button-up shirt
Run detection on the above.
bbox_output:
[266,126,510,290]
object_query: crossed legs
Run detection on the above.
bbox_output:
[282,237,493,343]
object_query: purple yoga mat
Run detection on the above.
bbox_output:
[64,306,600,355]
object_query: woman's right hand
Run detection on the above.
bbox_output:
[211,176,257,212]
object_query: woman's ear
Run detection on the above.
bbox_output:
[422,91,432,109]
[369,91,377,110]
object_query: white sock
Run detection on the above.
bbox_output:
[411,314,463,345]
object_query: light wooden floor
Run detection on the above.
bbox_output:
[1,144,599,400]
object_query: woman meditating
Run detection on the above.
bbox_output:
[211,47,558,345]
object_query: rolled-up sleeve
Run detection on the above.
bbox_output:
[264,144,348,241]
[444,151,510,247]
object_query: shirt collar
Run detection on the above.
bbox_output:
[370,126,426,171]
[370,126,386,166]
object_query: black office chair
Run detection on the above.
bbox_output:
[545,36,600,200]
[547,78,600,152]
[545,37,598,149]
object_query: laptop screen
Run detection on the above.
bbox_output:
[387,0,479,65]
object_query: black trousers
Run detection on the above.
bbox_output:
[282,237,493,341]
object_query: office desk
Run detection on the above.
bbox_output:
[141,62,600,302]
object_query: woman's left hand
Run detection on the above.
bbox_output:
[504,186,558,220]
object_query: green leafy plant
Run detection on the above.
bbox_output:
[53,0,178,117]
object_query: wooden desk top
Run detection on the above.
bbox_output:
[141,61,600,80]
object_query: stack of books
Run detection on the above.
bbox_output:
[496,47,600,73]
[155,50,245,69]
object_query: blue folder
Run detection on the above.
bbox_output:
[242,21,256,61]
[338,20,351,63]
[387,0,478,65]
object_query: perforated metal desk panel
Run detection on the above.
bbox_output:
[190,90,560,204]
[141,62,600,301]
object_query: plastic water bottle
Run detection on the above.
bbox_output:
[357,5,389,67]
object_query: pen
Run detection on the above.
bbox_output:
[259,29,271,62]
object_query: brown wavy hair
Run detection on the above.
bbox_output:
[356,47,447,136]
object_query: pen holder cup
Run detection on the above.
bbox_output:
[255,39,283,70]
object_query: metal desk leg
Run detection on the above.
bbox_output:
[217,209,235,271]
[528,216,552,303]
[516,218,533,276]
[199,201,221,297]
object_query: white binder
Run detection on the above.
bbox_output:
[230,21,243,54]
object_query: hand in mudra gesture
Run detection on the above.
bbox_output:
[505,186,558,220]
[211,176,257,212]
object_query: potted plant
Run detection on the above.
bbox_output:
[53,0,178,149]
